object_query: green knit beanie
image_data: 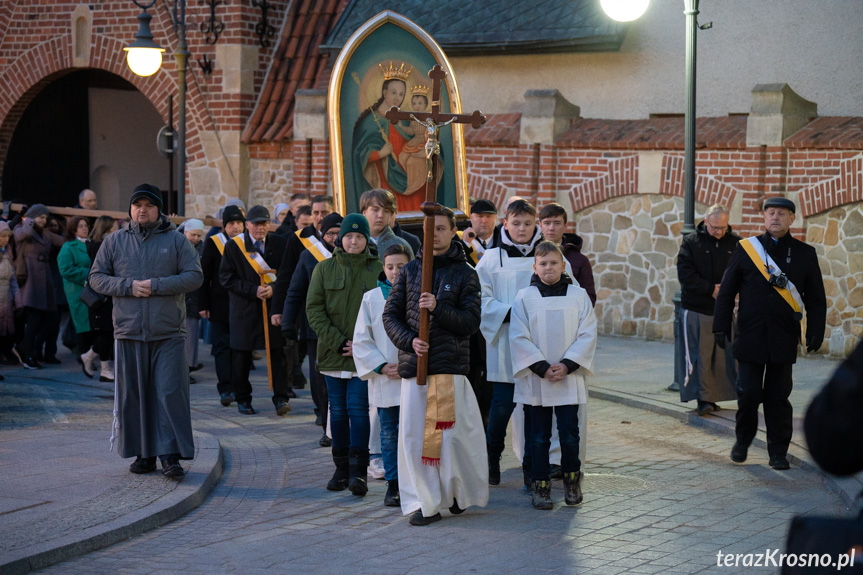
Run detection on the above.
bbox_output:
[339,213,370,242]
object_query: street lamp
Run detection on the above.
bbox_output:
[601,0,711,391]
[124,0,188,217]
[599,0,650,23]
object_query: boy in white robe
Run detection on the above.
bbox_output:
[353,244,413,507]
[476,199,571,489]
[383,207,487,526]
[511,241,597,509]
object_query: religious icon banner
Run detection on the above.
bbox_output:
[328,11,469,217]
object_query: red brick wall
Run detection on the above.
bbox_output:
[0,0,289,195]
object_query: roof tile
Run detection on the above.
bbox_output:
[785,117,863,149]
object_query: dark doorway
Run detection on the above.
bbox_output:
[2,69,167,211]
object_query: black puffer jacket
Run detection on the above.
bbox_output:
[383,240,481,378]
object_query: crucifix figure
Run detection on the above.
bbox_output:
[385,64,486,386]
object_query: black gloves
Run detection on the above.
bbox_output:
[806,335,823,353]
[714,332,730,350]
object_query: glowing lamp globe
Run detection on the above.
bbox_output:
[124,10,164,77]
[600,0,650,22]
[125,47,164,77]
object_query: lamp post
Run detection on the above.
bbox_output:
[601,0,711,391]
[124,0,188,217]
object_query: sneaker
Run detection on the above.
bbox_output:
[408,510,441,526]
[769,455,790,470]
[384,480,400,507]
[531,481,553,510]
[129,456,157,474]
[319,435,332,447]
[161,457,184,478]
[21,356,41,370]
[369,457,386,480]
[730,442,748,463]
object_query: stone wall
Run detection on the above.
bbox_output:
[806,204,863,356]
[574,194,862,358]
[248,157,293,209]
[574,194,688,343]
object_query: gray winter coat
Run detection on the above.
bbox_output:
[13,219,64,311]
[89,217,203,341]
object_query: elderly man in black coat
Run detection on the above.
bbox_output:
[713,197,826,470]
[220,205,292,416]
[677,204,741,416]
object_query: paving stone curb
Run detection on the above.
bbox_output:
[0,431,223,575]
[590,387,863,509]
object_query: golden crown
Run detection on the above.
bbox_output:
[411,84,430,96]
[379,61,412,82]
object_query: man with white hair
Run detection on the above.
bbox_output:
[676,204,740,416]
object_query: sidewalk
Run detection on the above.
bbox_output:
[0,334,855,574]
[0,366,223,575]
[588,335,862,506]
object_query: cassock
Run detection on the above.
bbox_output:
[353,286,401,409]
[510,284,595,466]
[398,375,489,517]
[353,285,400,456]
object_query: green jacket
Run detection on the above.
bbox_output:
[306,247,383,372]
[57,239,91,333]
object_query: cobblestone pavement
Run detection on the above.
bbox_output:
[0,374,213,566]
[31,371,848,575]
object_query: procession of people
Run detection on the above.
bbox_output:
[0,184,828,523]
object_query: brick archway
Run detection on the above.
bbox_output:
[0,33,205,191]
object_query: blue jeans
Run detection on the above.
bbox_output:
[485,381,530,464]
[528,404,581,481]
[378,406,400,481]
[325,376,370,452]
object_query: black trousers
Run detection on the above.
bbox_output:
[307,338,328,428]
[735,361,794,458]
[231,326,289,405]
[209,320,233,395]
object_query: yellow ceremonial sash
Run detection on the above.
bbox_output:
[456,230,481,265]
[211,232,228,255]
[740,237,807,345]
[739,238,803,317]
[295,229,330,262]
[232,235,276,284]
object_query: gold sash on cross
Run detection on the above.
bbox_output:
[296,229,332,262]
[211,232,229,255]
[421,374,456,466]
[232,235,276,284]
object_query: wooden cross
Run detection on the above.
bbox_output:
[385,64,486,386]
